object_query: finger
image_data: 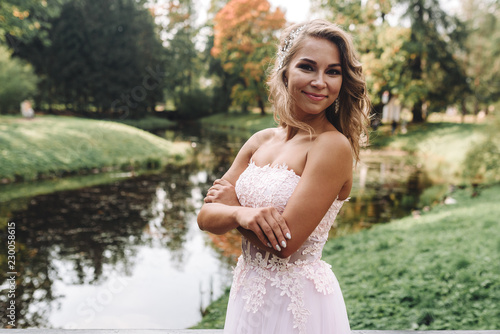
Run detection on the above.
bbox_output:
[259,217,281,251]
[263,213,286,251]
[247,217,274,249]
[252,226,273,249]
[271,209,291,240]
[213,179,222,185]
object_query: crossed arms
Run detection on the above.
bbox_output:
[197,129,353,258]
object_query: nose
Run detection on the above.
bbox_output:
[311,74,326,89]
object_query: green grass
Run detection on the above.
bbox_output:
[324,183,500,330]
[194,184,500,330]
[0,115,190,183]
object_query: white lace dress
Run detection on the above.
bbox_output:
[223,161,351,334]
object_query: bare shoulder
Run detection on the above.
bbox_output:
[248,127,280,147]
[310,130,352,161]
[301,130,353,198]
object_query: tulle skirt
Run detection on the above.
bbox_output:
[223,259,351,334]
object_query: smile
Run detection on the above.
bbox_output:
[303,91,327,101]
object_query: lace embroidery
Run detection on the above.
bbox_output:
[231,161,347,333]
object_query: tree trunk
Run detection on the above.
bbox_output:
[411,100,425,123]
[461,99,468,123]
[257,94,266,115]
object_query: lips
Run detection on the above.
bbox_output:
[303,91,327,101]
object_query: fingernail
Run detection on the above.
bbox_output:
[276,245,281,252]
[281,240,287,248]
[286,233,291,240]
[267,242,272,247]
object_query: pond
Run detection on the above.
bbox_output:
[0,125,430,329]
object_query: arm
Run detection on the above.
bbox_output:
[197,129,291,250]
[271,131,353,258]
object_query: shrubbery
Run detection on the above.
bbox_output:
[0,45,38,114]
[462,115,500,183]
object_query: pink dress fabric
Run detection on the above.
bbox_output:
[223,161,351,334]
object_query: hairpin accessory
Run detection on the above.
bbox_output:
[334,98,340,114]
[277,25,306,71]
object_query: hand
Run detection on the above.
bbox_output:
[204,179,240,206]
[235,206,291,252]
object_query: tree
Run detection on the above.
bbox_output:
[313,0,469,122]
[212,0,286,115]
[10,0,165,118]
[459,0,500,115]
[0,44,38,114]
[397,0,469,122]
[0,0,67,49]
[311,0,401,118]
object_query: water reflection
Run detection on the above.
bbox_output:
[333,153,429,236]
[0,125,428,329]
[0,128,241,328]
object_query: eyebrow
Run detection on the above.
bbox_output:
[299,57,341,68]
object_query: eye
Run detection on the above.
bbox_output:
[326,68,342,76]
[297,63,314,71]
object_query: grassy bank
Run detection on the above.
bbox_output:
[194,183,500,329]
[114,115,176,131]
[199,112,276,135]
[0,115,190,183]
[370,122,487,183]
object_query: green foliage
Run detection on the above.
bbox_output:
[176,88,214,119]
[0,0,68,47]
[190,287,231,329]
[462,139,500,184]
[418,183,449,207]
[462,116,500,183]
[0,115,190,182]
[9,0,165,117]
[314,0,472,121]
[461,0,500,112]
[157,0,203,113]
[0,45,38,114]
[115,115,176,131]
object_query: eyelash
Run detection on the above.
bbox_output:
[297,64,341,75]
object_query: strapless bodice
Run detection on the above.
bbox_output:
[235,161,347,265]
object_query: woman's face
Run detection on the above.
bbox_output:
[286,37,342,119]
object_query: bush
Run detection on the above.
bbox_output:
[176,88,213,119]
[462,116,500,184]
[0,45,38,114]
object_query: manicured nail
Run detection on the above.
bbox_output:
[276,244,281,252]
[281,240,287,248]
[267,242,272,247]
[286,233,291,240]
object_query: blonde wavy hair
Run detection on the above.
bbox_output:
[267,19,370,162]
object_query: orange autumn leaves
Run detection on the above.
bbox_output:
[211,0,286,107]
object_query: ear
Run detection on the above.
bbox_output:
[282,73,288,87]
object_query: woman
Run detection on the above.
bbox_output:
[197,19,370,334]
